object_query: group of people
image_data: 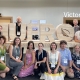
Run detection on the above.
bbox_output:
[0,18,80,80]
[0,35,80,80]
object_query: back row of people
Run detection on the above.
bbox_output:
[0,36,80,80]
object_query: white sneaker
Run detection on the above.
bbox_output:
[40,73,45,80]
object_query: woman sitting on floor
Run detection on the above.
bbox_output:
[0,35,10,78]
[44,42,64,80]
[72,45,80,79]
[9,37,24,80]
[19,41,35,77]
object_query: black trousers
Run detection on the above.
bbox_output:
[34,62,46,76]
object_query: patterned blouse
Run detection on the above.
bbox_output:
[72,53,80,69]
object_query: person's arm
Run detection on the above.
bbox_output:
[72,62,80,71]
[24,53,27,66]
[27,51,35,67]
[37,51,47,64]
[55,53,60,70]
[37,57,46,64]
[68,50,73,68]
[9,45,20,62]
[74,36,80,42]
[0,59,6,65]
[46,52,51,70]
[18,47,22,60]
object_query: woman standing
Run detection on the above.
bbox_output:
[72,45,80,79]
[9,37,24,80]
[19,41,35,77]
[34,43,47,79]
[44,42,64,80]
[0,35,9,78]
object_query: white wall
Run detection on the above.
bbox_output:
[0,0,80,27]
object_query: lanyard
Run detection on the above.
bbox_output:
[15,46,20,56]
[16,23,21,36]
[38,50,43,61]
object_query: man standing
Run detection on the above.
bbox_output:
[73,19,79,33]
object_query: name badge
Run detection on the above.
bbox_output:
[77,60,80,64]
[17,31,20,35]
[64,59,67,64]
[51,63,55,68]
[1,56,5,61]
[16,56,19,60]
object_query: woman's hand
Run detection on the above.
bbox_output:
[34,62,38,69]
[16,59,22,62]
[24,65,28,69]
[54,68,58,74]
[48,68,51,74]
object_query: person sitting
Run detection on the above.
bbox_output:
[34,43,47,80]
[19,41,35,77]
[0,35,10,78]
[44,42,64,80]
[72,45,80,79]
[59,40,74,78]
[9,37,24,80]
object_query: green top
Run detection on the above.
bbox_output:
[0,46,6,62]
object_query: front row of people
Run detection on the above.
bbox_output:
[0,36,80,80]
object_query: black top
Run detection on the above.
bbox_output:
[36,49,47,61]
[16,23,21,37]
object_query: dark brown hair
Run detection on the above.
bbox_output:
[50,42,57,50]
[0,35,6,44]
[13,37,21,47]
[60,40,67,45]
[38,42,44,47]
[27,41,35,49]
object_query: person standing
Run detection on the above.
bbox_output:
[73,19,79,33]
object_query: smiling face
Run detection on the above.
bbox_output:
[73,19,78,26]
[17,17,22,23]
[38,43,44,51]
[15,38,20,45]
[60,43,66,49]
[74,45,80,53]
[50,43,57,50]
[28,43,33,50]
[1,38,5,45]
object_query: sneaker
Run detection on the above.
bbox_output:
[40,73,45,80]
